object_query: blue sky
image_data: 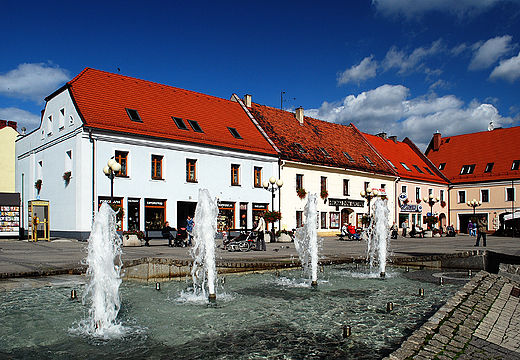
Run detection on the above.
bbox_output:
[1,0,520,149]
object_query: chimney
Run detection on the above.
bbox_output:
[244,94,252,107]
[295,107,304,125]
[433,131,441,151]
[376,132,387,140]
[388,135,397,143]
[8,121,17,131]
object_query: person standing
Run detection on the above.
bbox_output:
[255,214,266,251]
[401,219,408,237]
[475,216,488,247]
[186,215,194,246]
[468,221,474,236]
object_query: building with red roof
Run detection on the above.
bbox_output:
[238,95,398,234]
[16,68,279,240]
[425,126,520,235]
[363,132,450,234]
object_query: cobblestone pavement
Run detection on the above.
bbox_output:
[386,268,520,360]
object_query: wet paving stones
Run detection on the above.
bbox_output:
[385,271,520,360]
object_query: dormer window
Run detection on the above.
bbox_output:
[125,108,142,122]
[400,162,411,171]
[188,119,203,133]
[439,163,446,170]
[485,162,494,172]
[363,155,375,166]
[387,160,396,169]
[294,143,306,153]
[228,127,242,139]
[460,164,475,174]
[412,165,424,173]
[512,160,520,171]
[172,117,188,130]
[343,152,355,162]
[319,147,331,157]
[424,167,434,176]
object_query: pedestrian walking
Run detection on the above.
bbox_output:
[401,219,408,237]
[255,214,266,251]
[468,221,474,236]
[186,215,194,246]
[474,216,488,247]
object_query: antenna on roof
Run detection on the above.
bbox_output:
[280,92,296,110]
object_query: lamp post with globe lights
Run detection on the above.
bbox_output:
[263,176,283,242]
[360,187,379,216]
[467,199,482,215]
[423,194,440,229]
[103,157,122,202]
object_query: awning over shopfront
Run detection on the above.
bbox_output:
[503,211,520,221]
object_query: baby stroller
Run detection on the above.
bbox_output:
[223,230,257,252]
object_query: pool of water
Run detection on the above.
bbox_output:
[0,265,464,359]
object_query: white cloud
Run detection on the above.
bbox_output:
[372,0,514,19]
[383,40,444,74]
[337,55,378,85]
[0,63,70,103]
[468,35,515,70]
[489,52,520,82]
[306,84,514,150]
[0,107,41,132]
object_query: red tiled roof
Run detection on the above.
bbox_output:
[363,133,449,184]
[248,104,396,176]
[426,127,520,183]
[62,68,277,155]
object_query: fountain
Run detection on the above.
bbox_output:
[364,198,390,277]
[294,193,321,286]
[189,188,219,301]
[77,202,125,338]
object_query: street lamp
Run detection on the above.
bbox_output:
[360,187,379,216]
[263,176,283,242]
[466,198,482,215]
[423,194,440,215]
[103,157,121,202]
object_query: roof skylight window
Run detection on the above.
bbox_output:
[387,160,397,168]
[187,119,204,133]
[400,162,411,171]
[125,108,142,123]
[343,152,355,162]
[363,155,375,166]
[512,160,520,171]
[485,162,494,172]
[172,117,188,130]
[228,127,243,139]
[460,164,475,174]
[412,165,424,173]
[439,163,446,170]
[424,167,434,175]
[319,147,331,157]
[294,143,306,153]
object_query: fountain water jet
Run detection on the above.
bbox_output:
[294,193,321,286]
[190,188,219,300]
[80,202,124,338]
[364,198,390,277]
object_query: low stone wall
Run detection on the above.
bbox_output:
[392,251,485,271]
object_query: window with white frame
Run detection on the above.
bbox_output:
[506,187,515,202]
[458,190,466,204]
[415,187,421,200]
[481,189,489,203]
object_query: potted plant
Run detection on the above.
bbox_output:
[122,230,144,246]
[34,179,42,194]
[296,187,307,199]
[423,215,438,230]
[320,189,328,202]
[263,211,282,223]
[416,198,422,203]
[275,229,294,242]
[441,200,446,208]
[62,171,72,184]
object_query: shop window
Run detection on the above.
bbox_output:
[254,167,262,187]
[217,202,235,231]
[231,164,240,186]
[145,199,166,230]
[151,155,163,179]
[320,212,327,229]
[329,212,340,229]
[186,159,197,182]
[115,151,128,176]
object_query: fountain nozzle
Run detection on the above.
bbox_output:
[155,282,161,291]
[209,293,217,303]
[71,290,77,299]
[386,302,393,313]
[342,325,351,338]
[380,272,385,278]
[311,280,318,287]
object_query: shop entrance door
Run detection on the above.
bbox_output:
[127,198,140,231]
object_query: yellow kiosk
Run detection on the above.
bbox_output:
[28,200,50,241]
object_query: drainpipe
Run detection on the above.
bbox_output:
[513,180,515,238]
[89,128,96,227]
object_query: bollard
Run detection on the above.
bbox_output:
[320,266,324,273]
[419,288,424,297]
[405,266,409,272]
[468,269,472,277]
[342,325,351,338]
[155,282,161,291]
[439,277,444,285]
[380,271,385,278]
[386,302,393,313]
[71,289,77,299]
